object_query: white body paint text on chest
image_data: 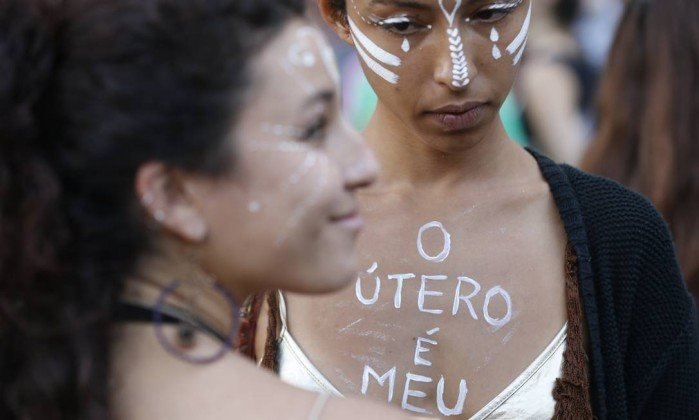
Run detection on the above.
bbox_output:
[353,221,514,416]
[355,221,513,329]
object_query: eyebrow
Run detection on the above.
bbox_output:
[305,89,335,107]
[369,0,433,10]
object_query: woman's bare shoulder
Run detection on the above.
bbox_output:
[110,324,408,420]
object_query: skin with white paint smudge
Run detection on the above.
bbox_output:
[223,20,377,295]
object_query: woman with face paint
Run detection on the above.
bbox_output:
[257,0,699,418]
[0,0,416,418]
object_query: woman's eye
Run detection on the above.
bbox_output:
[378,17,425,35]
[472,8,513,23]
[300,116,329,143]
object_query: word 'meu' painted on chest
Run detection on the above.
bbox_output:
[354,221,514,416]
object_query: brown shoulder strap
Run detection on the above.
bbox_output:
[260,290,281,372]
[552,244,594,419]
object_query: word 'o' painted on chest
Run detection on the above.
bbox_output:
[354,221,514,416]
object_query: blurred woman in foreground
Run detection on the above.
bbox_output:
[0,0,408,418]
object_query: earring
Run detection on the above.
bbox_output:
[153,278,239,364]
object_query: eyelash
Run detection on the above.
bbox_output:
[300,115,329,143]
[375,2,519,35]
[376,16,429,36]
[471,6,518,23]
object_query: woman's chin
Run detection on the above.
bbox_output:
[287,254,359,295]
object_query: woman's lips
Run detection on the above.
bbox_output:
[425,102,487,132]
[330,211,364,231]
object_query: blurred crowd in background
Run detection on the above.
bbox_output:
[307,0,699,300]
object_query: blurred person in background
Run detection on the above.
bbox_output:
[573,0,623,73]
[517,0,596,164]
[583,0,699,302]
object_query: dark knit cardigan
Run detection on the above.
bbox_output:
[531,151,699,419]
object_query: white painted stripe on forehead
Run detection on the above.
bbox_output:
[348,16,402,67]
[506,0,532,55]
[351,32,400,84]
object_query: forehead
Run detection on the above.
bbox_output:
[248,20,337,113]
[360,0,500,9]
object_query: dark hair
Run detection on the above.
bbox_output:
[0,0,303,418]
[582,0,699,297]
[553,0,580,28]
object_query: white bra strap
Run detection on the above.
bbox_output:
[277,290,289,338]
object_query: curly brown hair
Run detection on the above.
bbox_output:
[0,0,303,418]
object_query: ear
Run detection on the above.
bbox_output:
[135,163,209,243]
[317,0,353,46]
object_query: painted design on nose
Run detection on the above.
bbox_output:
[506,0,532,65]
[438,0,469,88]
[348,16,401,84]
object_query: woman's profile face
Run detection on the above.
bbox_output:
[196,19,378,297]
[335,0,531,142]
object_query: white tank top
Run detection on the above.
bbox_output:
[274,291,567,419]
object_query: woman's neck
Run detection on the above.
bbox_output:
[121,254,239,337]
[363,103,531,192]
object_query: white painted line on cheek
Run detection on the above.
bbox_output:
[351,32,400,84]
[249,139,306,153]
[275,155,329,246]
[348,17,402,67]
[506,1,532,55]
[283,153,318,189]
[512,35,528,64]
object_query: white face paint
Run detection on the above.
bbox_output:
[349,16,402,84]
[401,38,411,53]
[438,0,469,88]
[287,27,341,85]
[506,0,532,65]
[490,27,502,60]
[221,21,373,295]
